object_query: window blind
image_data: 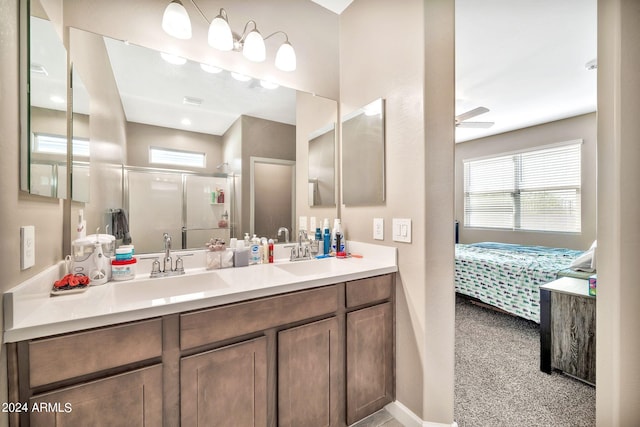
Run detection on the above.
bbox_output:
[464,142,581,233]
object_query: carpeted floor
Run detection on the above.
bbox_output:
[455,296,596,427]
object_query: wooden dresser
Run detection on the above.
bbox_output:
[539,277,596,385]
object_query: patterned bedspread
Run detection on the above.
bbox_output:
[455,242,584,323]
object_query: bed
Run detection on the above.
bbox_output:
[455,242,589,323]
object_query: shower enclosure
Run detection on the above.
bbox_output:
[123,166,235,254]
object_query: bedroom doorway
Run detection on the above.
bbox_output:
[453,0,597,425]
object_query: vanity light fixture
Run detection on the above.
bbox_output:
[160,52,187,65]
[230,72,252,82]
[162,0,192,40]
[200,63,222,74]
[162,1,297,71]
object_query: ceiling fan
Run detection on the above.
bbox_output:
[455,106,494,128]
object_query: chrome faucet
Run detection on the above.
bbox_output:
[277,227,290,243]
[163,233,173,273]
[289,230,312,261]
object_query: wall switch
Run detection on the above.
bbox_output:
[299,216,308,232]
[309,216,317,232]
[392,218,412,243]
[21,225,35,270]
[373,218,384,240]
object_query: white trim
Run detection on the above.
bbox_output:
[462,138,583,163]
[385,401,458,427]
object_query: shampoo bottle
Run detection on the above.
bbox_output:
[331,219,344,253]
[250,235,261,265]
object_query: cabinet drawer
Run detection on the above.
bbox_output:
[180,285,339,350]
[29,318,162,388]
[29,364,162,427]
[346,274,393,308]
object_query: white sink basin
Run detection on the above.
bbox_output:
[274,258,357,277]
[113,270,229,304]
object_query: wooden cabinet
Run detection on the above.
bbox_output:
[181,337,267,427]
[278,317,341,427]
[8,274,395,427]
[540,277,596,385]
[29,365,162,427]
[346,302,394,425]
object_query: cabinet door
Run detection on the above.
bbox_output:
[29,364,162,427]
[551,293,596,384]
[181,337,267,427]
[278,317,341,427]
[346,302,394,425]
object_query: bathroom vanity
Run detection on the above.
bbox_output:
[4,243,396,427]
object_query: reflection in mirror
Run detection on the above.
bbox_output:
[71,66,90,202]
[27,11,68,198]
[69,28,317,253]
[308,124,336,207]
[250,158,296,239]
[342,98,385,205]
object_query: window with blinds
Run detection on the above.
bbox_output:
[463,141,581,233]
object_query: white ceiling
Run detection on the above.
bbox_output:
[32,0,597,143]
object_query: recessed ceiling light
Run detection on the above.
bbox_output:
[181,118,191,126]
[50,95,65,104]
[160,52,187,65]
[585,58,597,71]
[260,80,279,90]
[230,72,252,82]
[183,96,203,106]
[200,63,222,74]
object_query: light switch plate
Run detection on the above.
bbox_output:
[392,218,412,243]
[21,225,35,270]
[309,216,317,232]
[299,216,308,232]
[373,218,384,240]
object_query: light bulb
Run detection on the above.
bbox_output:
[160,52,187,65]
[208,15,233,51]
[200,63,222,74]
[242,30,266,62]
[275,41,296,72]
[162,0,192,40]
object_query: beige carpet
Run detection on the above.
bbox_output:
[455,296,595,427]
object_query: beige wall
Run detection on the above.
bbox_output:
[596,0,640,424]
[455,113,597,250]
[340,0,455,423]
[126,122,224,173]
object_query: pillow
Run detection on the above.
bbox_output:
[570,240,597,272]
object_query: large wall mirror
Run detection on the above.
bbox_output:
[21,1,68,199]
[342,98,385,205]
[65,27,337,254]
[20,0,91,202]
[308,124,336,207]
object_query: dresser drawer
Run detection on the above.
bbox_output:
[180,285,339,350]
[29,318,162,388]
[346,274,393,308]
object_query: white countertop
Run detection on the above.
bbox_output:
[540,276,592,298]
[3,241,397,343]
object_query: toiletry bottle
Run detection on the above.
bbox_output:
[244,233,251,246]
[217,189,225,203]
[331,219,343,253]
[261,237,269,264]
[77,209,87,240]
[250,235,261,265]
[315,228,323,255]
[323,227,331,255]
[268,239,274,263]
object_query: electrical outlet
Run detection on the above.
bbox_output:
[373,218,384,240]
[392,218,412,243]
[21,226,35,270]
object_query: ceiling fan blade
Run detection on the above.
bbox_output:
[455,106,490,123]
[456,121,495,128]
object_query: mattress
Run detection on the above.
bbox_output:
[455,242,584,322]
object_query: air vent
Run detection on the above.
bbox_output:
[183,96,203,106]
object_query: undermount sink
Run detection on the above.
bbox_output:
[274,257,357,277]
[113,270,229,304]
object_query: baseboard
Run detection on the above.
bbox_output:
[385,401,458,427]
